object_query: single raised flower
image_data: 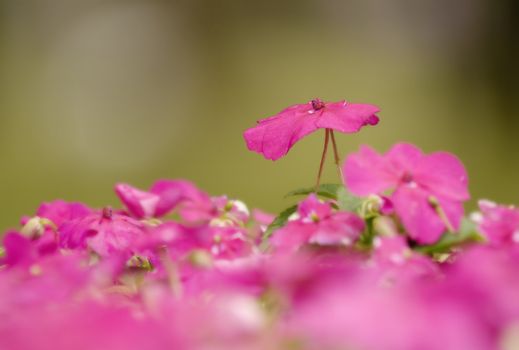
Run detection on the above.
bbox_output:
[243,99,380,161]
[344,143,469,243]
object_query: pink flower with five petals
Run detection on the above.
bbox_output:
[270,194,364,252]
[344,143,469,243]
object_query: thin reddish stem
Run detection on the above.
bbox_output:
[329,130,344,182]
[315,129,330,192]
[429,197,456,233]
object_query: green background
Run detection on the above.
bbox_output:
[1,0,518,230]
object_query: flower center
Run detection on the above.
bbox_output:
[311,98,325,111]
[401,172,414,184]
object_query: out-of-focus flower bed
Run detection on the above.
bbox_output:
[2,99,519,350]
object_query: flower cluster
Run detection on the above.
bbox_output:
[2,99,519,350]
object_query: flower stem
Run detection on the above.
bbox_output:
[329,130,344,182]
[158,246,182,297]
[428,197,455,233]
[315,129,330,192]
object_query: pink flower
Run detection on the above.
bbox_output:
[474,200,519,245]
[270,194,364,251]
[244,99,380,160]
[115,180,209,219]
[58,207,146,257]
[179,196,250,225]
[145,223,253,261]
[35,200,92,227]
[344,143,469,243]
[372,235,440,282]
[1,231,37,267]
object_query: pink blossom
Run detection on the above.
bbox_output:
[1,231,37,267]
[35,200,92,227]
[115,180,209,219]
[344,143,469,243]
[1,230,59,267]
[178,195,252,226]
[58,207,146,257]
[372,235,440,282]
[475,200,519,245]
[145,222,253,261]
[270,194,364,251]
[244,99,380,160]
[289,277,492,350]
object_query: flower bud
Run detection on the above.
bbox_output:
[20,217,56,239]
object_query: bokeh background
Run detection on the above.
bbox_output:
[1,0,518,229]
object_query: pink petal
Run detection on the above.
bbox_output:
[114,183,161,219]
[316,102,380,133]
[477,200,519,244]
[150,179,210,217]
[244,105,320,160]
[298,194,332,221]
[414,152,470,201]
[308,212,364,246]
[385,143,424,174]
[270,221,315,253]
[343,145,397,196]
[36,200,92,227]
[392,186,446,244]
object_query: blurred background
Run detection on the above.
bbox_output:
[0,0,518,229]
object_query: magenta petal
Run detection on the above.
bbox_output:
[343,145,396,196]
[477,200,519,244]
[36,200,92,227]
[270,221,315,252]
[415,152,470,201]
[316,102,380,133]
[392,186,446,244]
[2,231,35,267]
[59,212,146,257]
[150,179,210,217]
[115,183,161,219]
[244,107,320,160]
[309,212,364,246]
[385,143,424,174]
[298,194,332,221]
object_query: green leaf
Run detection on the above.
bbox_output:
[284,184,344,200]
[414,218,485,254]
[336,187,363,212]
[262,204,298,243]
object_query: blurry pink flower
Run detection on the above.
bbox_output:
[271,194,364,251]
[142,222,253,263]
[1,229,59,267]
[35,200,92,227]
[344,143,469,243]
[1,231,37,267]
[372,235,439,282]
[179,196,251,226]
[475,200,519,245]
[244,99,380,160]
[115,179,210,219]
[59,207,146,257]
